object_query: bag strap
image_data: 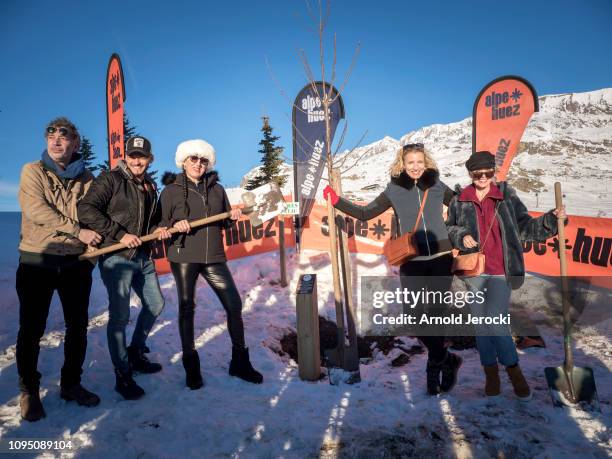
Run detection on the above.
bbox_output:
[411,189,429,233]
[478,203,498,254]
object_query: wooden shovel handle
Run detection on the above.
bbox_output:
[555,182,573,371]
[554,183,568,277]
[78,211,231,260]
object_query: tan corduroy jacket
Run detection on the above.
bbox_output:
[18,161,94,256]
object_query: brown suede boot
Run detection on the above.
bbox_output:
[506,364,532,401]
[483,364,501,397]
[19,391,46,422]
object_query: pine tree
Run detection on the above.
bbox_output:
[123,112,138,144]
[78,136,98,173]
[98,159,111,173]
[245,116,287,190]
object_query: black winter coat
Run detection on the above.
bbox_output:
[446,182,561,288]
[77,161,161,257]
[159,171,232,264]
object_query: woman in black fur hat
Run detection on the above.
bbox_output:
[160,139,262,389]
[324,143,461,395]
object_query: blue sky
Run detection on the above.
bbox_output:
[1,0,611,211]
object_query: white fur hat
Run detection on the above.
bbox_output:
[175,139,216,169]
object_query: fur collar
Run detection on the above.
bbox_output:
[390,168,439,191]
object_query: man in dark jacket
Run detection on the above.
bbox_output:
[78,136,171,400]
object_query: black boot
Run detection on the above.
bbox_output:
[128,346,162,374]
[426,358,442,395]
[182,351,205,390]
[114,369,145,400]
[440,352,463,393]
[60,384,101,407]
[229,347,263,384]
[19,390,46,422]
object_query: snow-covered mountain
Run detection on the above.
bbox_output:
[232,88,612,217]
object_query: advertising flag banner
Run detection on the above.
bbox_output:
[473,75,538,181]
[292,81,345,244]
[106,53,126,169]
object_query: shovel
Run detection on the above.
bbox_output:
[79,182,285,260]
[544,182,600,410]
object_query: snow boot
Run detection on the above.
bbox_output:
[19,390,46,422]
[440,352,463,393]
[483,364,501,397]
[60,384,101,407]
[182,351,205,390]
[128,345,162,374]
[114,369,145,400]
[229,347,263,384]
[506,364,532,401]
[426,357,442,395]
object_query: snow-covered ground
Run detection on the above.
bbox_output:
[1,87,611,457]
[0,249,610,458]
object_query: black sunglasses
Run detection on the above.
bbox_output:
[470,170,495,179]
[187,156,209,165]
[46,126,72,138]
[403,143,424,151]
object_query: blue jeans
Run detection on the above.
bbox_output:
[463,275,518,367]
[99,251,165,373]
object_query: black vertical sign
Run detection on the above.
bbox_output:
[292,82,345,245]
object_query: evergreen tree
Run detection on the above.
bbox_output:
[123,112,138,144]
[78,136,98,173]
[245,116,287,190]
[98,159,111,173]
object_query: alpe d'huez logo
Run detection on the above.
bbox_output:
[485,88,523,121]
[301,95,329,123]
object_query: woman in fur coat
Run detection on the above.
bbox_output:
[446,150,567,401]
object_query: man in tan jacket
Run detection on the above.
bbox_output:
[17,117,101,422]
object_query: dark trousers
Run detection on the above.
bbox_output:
[16,260,93,392]
[400,254,454,362]
[170,262,245,355]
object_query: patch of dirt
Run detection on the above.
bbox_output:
[272,316,426,366]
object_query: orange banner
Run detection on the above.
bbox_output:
[299,203,394,254]
[154,199,611,287]
[106,53,126,169]
[522,213,612,287]
[299,203,612,281]
[154,216,295,274]
[473,76,538,181]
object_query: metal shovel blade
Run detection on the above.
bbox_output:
[544,365,600,410]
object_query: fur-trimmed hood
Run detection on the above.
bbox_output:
[390,168,439,191]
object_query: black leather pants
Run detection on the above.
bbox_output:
[170,262,245,354]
